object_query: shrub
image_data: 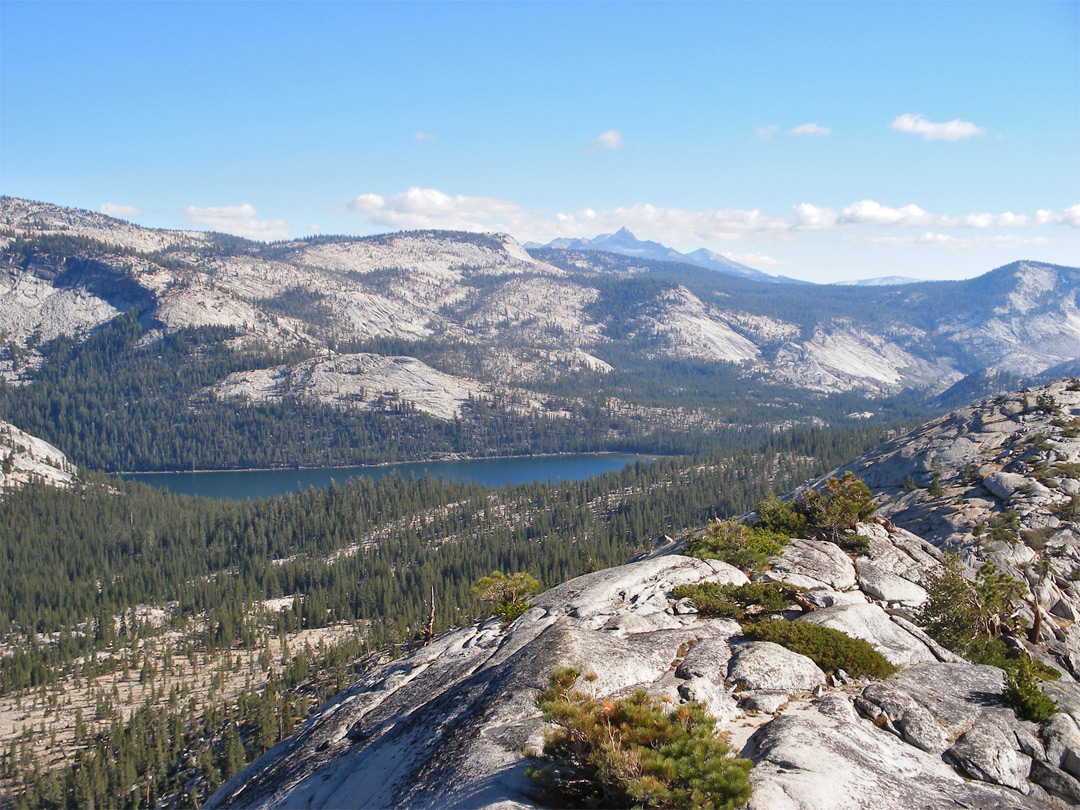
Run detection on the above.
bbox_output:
[671,582,793,620]
[686,520,788,575]
[471,571,542,624]
[987,510,1021,545]
[917,554,1025,655]
[797,472,877,540]
[1002,656,1058,722]
[752,492,807,537]
[742,619,896,679]
[528,667,753,809]
[915,554,1057,721]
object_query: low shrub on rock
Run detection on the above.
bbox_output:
[686,521,788,575]
[1003,655,1059,722]
[528,667,753,809]
[686,474,876,573]
[742,619,896,679]
[672,582,793,620]
[917,553,1059,720]
[470,570,542,624]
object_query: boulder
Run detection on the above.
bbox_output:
[889,662,1009,738]
[770,537,858,591]
[984,471,1040,502]
[856,681,949,753]
[674,629,741,682]
[798,603,936,668]
[727,641,826,693]
[1029,759,1080,804]
[855,558,928,606]
[745,701,1045,810]
[677,676,740,725]
[945,721,1030,793]
[1042,712,1080,778]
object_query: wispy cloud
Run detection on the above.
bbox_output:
[589,130,623,151]
[341,188,1078,251]
[754,125,780,141]
[891,113,986,141]
[414,132,436,142]
[184,203,289,241]
[790,123,831,137]
[861,232,1051,250]
[723,251,788,268]
[99,202,143,219]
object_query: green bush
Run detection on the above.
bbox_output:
[1003,656,1058,722]
[672,582,794,620]
[742,619,896,679]
[471,570,542,624]
[686,520,788,575]
[917,554,1025,657]
[752,492,807,537]
[797,472,877,540]
[528,667,753,809]
[916,554,1057,721]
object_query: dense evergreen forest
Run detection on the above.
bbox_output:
[0,418,892,808]
[0,308,932,473]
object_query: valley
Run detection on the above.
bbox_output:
[1,198,1077,476]
[0,197,1078,809]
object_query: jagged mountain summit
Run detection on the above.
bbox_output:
[1,197,1077,406]
[527,227,779,282]
[207,379,1080,810]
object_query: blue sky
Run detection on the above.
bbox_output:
[2,1,1077,282]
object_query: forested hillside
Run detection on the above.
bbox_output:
[0,419,887,808]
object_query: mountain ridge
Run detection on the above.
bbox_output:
[525,226,780,282]
[2,196,1078,472]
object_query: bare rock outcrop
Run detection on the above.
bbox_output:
[206,383,1080,809]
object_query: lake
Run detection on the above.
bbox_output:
[120,453,652,500]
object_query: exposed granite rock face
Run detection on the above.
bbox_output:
[769,537,857,591]
[727,641,826,693]
[946,721,1032,793]
[745,695,1045,810]
[0,420,76,494]
[208,382,1080,810]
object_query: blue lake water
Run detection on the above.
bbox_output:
[120,454,652,500]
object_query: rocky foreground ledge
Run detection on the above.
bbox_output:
[208,380,1080,809]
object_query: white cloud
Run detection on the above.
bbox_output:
[839,200,932,227]
[790,123,831,137]
[589,130,623,150]
[754,125,780,141]
[548,203,789,243]
[341,188,1077,260]
[343,187,528,231]
[414,132,436,142]
[184,203,289,241]
[723,251,788,268]
[891,113,986,141]
[309,224,322,233]
[953,211,1030,228]
[99,202,143,219]
[793,203,838,230]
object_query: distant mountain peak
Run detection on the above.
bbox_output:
[530,229,782,283]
